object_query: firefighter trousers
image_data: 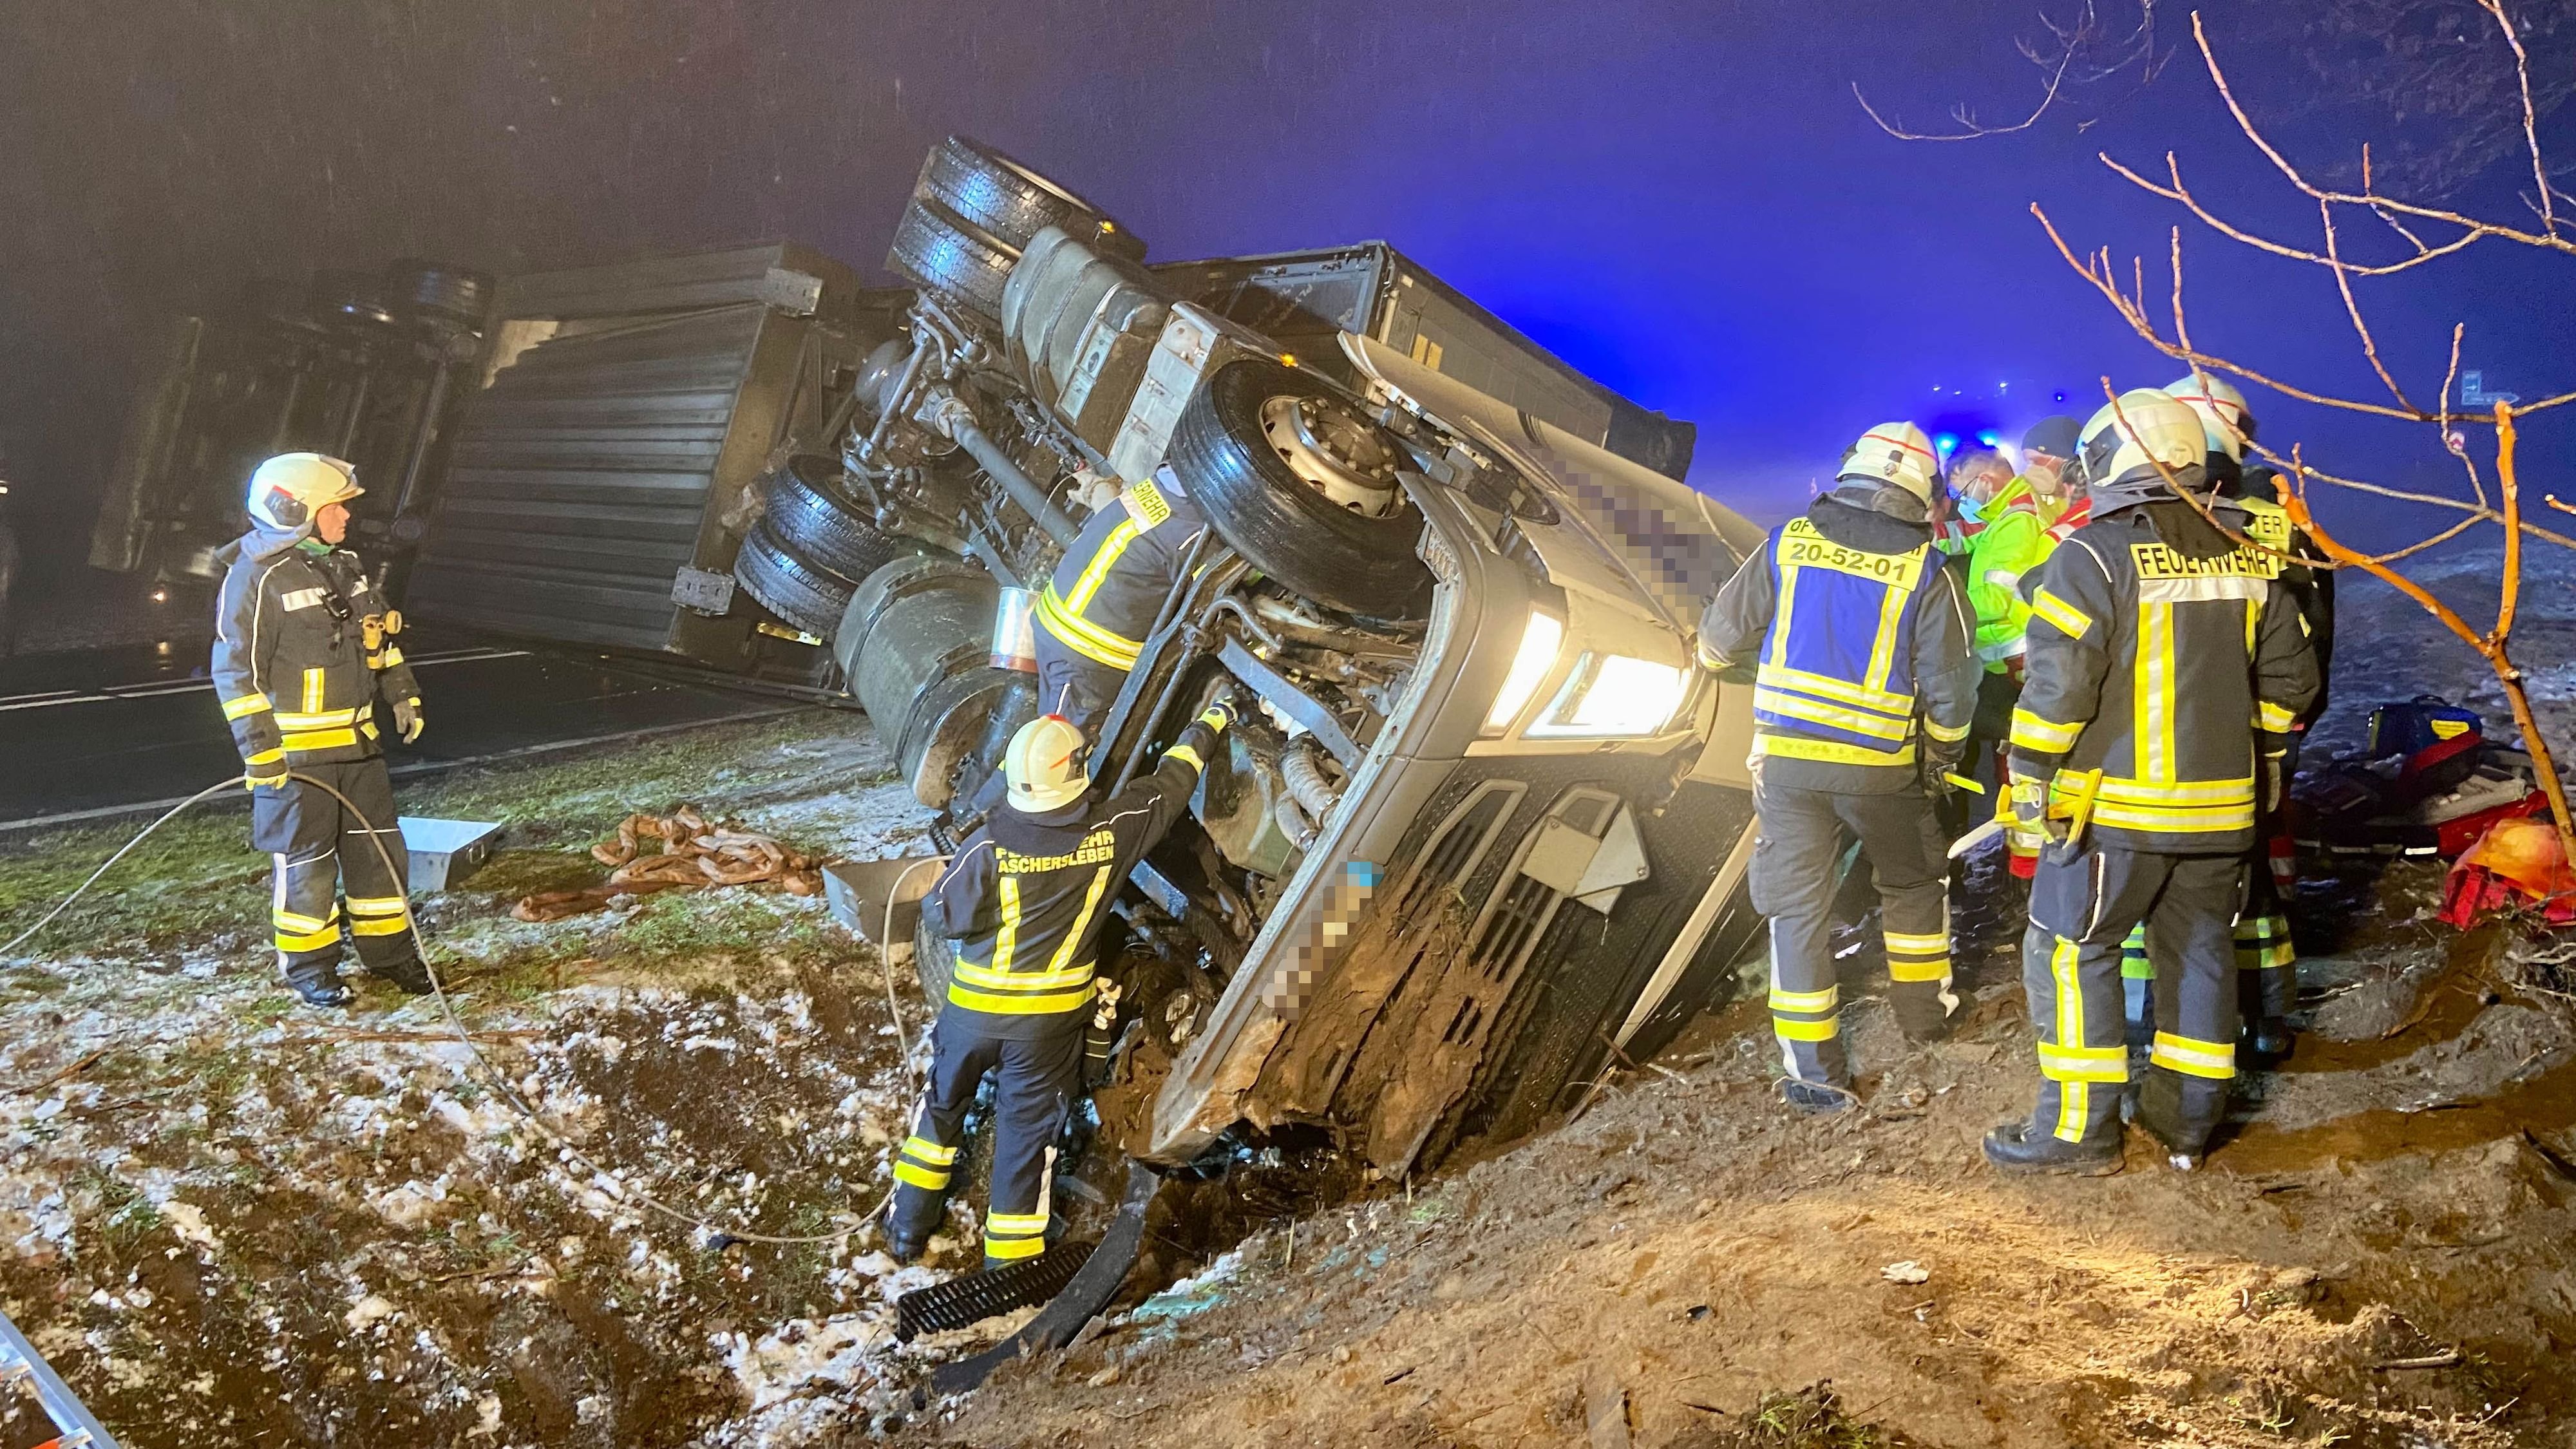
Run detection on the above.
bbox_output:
[1034,649,1127,744]
[887,1009,1085,1268]
[249,758,417,989]
[1749,774,1955,1086]
[2119,834,2298,1039]
[2022,843,2239,1146]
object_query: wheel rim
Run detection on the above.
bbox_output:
[1256,393,1406,517]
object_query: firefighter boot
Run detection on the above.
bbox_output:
[282,956,354,1009]
[1982,1113,2124,1176]
[373,952,435,996]
[2134,1066,2230,1170]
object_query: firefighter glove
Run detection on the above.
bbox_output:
[2008,770,2063,844]
[1197,692,1238,734]
[392,697,425,744]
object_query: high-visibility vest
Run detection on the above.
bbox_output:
[1750,517,1937,768]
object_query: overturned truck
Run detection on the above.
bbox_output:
[722,138,1771,1175]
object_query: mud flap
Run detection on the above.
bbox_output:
[924,1160,1163,1396]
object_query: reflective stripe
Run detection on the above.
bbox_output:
[1034,586,1142,669]
[1754,665,1913,717]
[900,1136,959,1166]
[2009,708,2082,753]
[1751,733,1915,767]
[2083,799,2254,834]
[381,647,405,668]
[222,693,274,720]
[2037,1042,2127,1081]
[2030,589,2094,641]
[1046,866,1116,975]
[282,728,361,752]
[301,668,326,714]
[1062,520,1142,614]
[985,1209,1050,1235]
[276,707,360,730]
[1768,984,1839,1013]
[1753,687,1911,741]
[1923,715,1971,744]
[275,922,343,952]
[352,915,413,937]
[945,981,1097,1015]
[244,748,285,767]
[2257,699,2298,732]
[983,1233,1047,1260]
[2083,774,2255,805]
[346,895,407,916]
[1882,929,1947,953]
[273,907,337,933]
[1887,956,1953,983]
[992,876,1020,975]
[949,958,1096,992]
[1164,744,1204,773]
[1772,1016,1839,1042]
[2136,601,2175,781]
[893,1160,951,1191]
[2150,1032,2236,1079]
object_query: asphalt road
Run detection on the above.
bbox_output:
[0,632,819,830]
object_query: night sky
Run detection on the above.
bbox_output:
[3,1,2567,591]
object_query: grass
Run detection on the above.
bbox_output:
[1712,1385,1915,1448]
[0,713,862,966]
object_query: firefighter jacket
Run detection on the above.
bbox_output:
[920,706,1227,1039]
[2006,498,2321,855]
[1696,495,1979,795]
[211,529,422,774]
[2233,491,2334,713]
[1034,471,1211,675]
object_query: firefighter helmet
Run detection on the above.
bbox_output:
[2165,372,2259,460]
[1003,713,1091,814]
[246,453,363,533]
[2076,390,2206,490]
[1835,422,1940,506]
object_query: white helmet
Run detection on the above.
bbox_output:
[2165,372,2259,460]
[247,453,362,533]
[1004,713,1091,814]
[1835,422,1939,506]
[2077,390,2206,491]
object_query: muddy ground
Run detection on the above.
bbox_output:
[4,538,2575,1448]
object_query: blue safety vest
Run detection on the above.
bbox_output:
[1751,516,1935,768]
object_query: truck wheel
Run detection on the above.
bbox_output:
[763,455,913,584]
[914,135,1146,261]
[887,198,1016,321]
[734,518,854,641]
[1168,359,1428,618]
[913,909,956,1008]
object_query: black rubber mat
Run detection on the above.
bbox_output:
[896,1238,1095,1341]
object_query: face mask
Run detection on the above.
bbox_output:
[1952,493,1989,524]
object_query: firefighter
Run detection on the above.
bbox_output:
[1958,416,2083,853]
[1985,390,2318,1174]
[2168,372,2334,1057]
[211,453,430,1007]
[1698,422,1980,1112]
[1031,466,1213,739]
[885,692,1236,1267]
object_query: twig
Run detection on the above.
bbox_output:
[2372,1352,2463,1371]
[6,1047,108,1096]
[1854,31,2079,142]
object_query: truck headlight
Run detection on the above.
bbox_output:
[1482,609,1564,732]
[1531,654,1690,737]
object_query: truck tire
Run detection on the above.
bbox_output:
[913,909,956,1008]
[763,455,913,585]
[914,135,1146,261]
[1168,359,1428,619]
[734,519,854,641]
[887,198,1016,321]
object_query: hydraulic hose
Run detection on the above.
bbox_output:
[1280,734,1342,822]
